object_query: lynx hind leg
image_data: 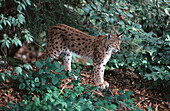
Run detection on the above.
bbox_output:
[62,52,72,71]
[62,52,78,80]
[45,33,63,60]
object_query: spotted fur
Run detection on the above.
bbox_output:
[42,24,122,89]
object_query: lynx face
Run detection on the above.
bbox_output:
[105,34,121,52]
[41,24,123,90]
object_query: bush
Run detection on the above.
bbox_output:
[0,58,140,110]
[79,0,170,101]
[0,0,169,110]
[0,0,33,56]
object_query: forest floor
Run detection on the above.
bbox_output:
[0,44,170,111]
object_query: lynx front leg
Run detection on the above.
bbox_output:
[93,51,112,90]
[93,63,109,90]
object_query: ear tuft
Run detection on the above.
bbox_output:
[106,34,112,40]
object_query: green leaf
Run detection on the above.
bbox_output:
[125,90,133,95]
[34,61,43,68]
[67,82,72,86]
[17,5,22,12]
[21,3,26,10]
[45,57,51,63]
[157,74,164,80]
[0,25,3,30]
[34,97,40,106]
[49,64,57,70]
[14,67,22,75]
[54,61,60,67]
[119,94,127,100]
[34,77,39,82]
[6,20,11,27]
[5,40,10,48]
[52,75,58,85]
[17,14,25,24]
[12,75,17,80]
[55,68,61,73]
[152,74,158,81]
[41,77,46,85]
[3,19,6,25]
[38,69,44,74]
[12,17,17,26]
[0,73,5,81]
[137,84,141,88]
[23,64,32,70]
[26,0,31,5]
[60,65,64,70]
[19,83,25,89]
[118,89,124,93]
[1,42,5,48]
[110,104,117,109]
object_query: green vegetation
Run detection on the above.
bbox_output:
[0,0,169,110]
[0,58,140,110]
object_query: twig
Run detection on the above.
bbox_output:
[33,40,44,50]
[136,97,149,106]
[0,85,15,89]
[1,47,7,68]
[58,85,65,96]
[1,48,6,57]
[134,91,170,107]
[76,92,87,97]
[83,85,104,97]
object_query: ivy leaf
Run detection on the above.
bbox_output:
[19,83,25,89]
[52,75,58,85]
[23,64,32,70]
[125,90,133,96]
[34,61,43,68]
[14,67,22,75]
[41,77,46,85]
[119,94,127,100]
[34,77,39,82]
[45,57,51,63]
[34,97,40,106]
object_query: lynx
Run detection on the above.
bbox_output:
[42,24,123,89]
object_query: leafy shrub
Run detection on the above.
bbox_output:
[0,57,140,110]
[78,0,169,86]
[0,0,33,56]
[75,0,169,101]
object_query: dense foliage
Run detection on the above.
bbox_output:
[0,58,140,110]
[0,0,170,110]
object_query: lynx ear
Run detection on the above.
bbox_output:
[106,34,112,40]
[117,31,124,38]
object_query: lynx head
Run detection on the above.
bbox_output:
[105,32,124,52]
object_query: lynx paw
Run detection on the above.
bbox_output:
[97,81,109,90]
